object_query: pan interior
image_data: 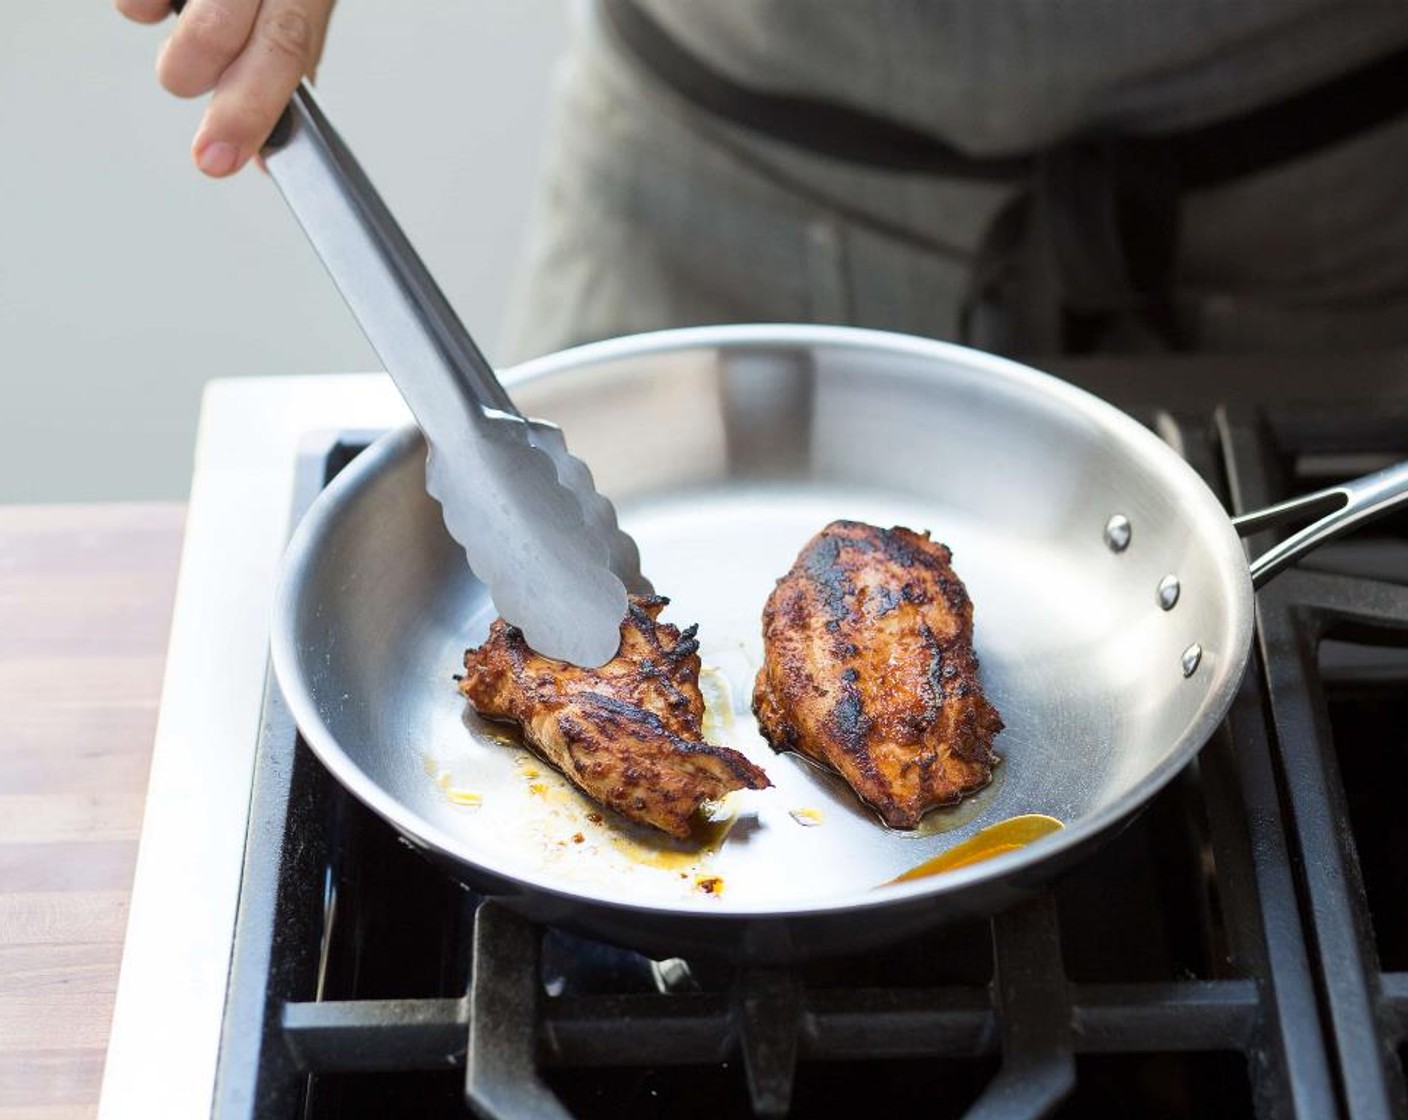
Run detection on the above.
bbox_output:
[279,330,1251,913]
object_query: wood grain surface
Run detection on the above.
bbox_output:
[0,504,184,1120]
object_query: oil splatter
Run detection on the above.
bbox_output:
[423,754,482,809]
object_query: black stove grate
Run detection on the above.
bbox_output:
[1219,405,1408,1120]
[212,368,1408,1119]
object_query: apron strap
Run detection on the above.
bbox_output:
[599,0,1408,353]
[972,138,1183,354]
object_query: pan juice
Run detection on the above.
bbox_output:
[607,796,739,878]
[901,756,1008,838]
[891,814,1065,882]
[780,749,1008,838]
[698,664,738,742]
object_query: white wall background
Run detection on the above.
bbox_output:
[0,2,568,502]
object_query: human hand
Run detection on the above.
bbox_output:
[115,0,335,177]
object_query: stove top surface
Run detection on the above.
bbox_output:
[99,351,1408,1119]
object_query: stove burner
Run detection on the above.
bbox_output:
[212,377,1408,1118]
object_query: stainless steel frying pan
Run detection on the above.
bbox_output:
[271,324,1408,961]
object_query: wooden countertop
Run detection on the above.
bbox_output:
[0,504,185,1120]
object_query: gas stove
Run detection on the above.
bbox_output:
[98,353,1408,1118]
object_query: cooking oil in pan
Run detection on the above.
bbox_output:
[607,794,739,872]
[421,753,484,809]
[891,814,1065,882]
[479,720,525,750]
[782,750,1008,837]
[698,664,738,741]
[900,756,1007,837]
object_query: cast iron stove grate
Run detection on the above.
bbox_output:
[213,370,1408,1119]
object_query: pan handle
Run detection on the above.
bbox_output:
[1233,460,1408,589]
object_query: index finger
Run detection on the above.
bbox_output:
[115,0,175,24]
[190,0,332,177]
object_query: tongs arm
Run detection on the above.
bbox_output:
[261,85,519,420]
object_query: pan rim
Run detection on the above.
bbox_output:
[270,323,1256,919]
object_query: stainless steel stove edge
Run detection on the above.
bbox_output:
[98,374,406,1120]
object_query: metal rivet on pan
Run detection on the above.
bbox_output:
[1104,514,1132,553]
[1158,574,1181,610]
[1181,644,1203,678]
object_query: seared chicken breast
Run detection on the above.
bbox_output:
[753,521,1003,828]
[460,595,770,839]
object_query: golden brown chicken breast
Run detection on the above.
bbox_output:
[753,521,1003,828]
[460,595,770,840]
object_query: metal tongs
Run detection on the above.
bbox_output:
[259,84,649,666]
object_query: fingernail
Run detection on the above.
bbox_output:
[196,141,238,177]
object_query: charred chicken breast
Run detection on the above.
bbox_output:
[753,521,1003,829]
[460,595,770,839]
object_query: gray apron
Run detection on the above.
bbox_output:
[504,1,1408,362]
